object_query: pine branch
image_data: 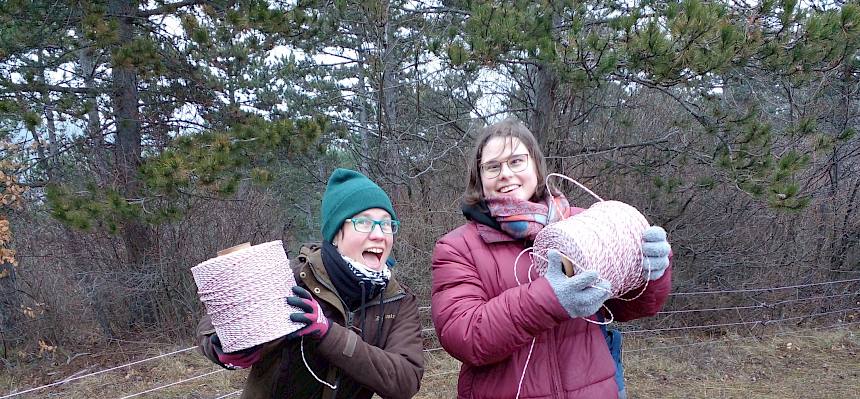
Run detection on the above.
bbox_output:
[0,82,98,95]
[137,0,231,18]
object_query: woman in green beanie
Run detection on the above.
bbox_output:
[197,168,424,399]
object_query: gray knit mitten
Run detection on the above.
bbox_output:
[544,249,612,319]
[642,226,671,281]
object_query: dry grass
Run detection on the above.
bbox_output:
[625,327,860,398]
[415,326,860,399]
[1,326,857,398]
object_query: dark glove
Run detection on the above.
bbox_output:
[642,226,671,281]
[286,286,330,340]
[210,334,262,369]
[544,249,612,319]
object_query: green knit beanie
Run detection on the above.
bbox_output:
[321,168,397,243]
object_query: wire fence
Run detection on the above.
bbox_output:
[1,278,857,399]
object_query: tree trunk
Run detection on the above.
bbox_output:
[108,0,156,326]
[0,260,18,361]
[531,63,559,150]
[109,0,152,265]
[43,105,58,178]
[357,51,371,174]
[79,41,110,182]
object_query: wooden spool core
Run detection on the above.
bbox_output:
[217,242,252,257]
[561,254,576,277]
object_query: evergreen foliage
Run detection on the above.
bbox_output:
[442,0,860,209]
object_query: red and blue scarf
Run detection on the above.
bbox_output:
[484,195,572,240]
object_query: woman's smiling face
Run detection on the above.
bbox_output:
[480,137,538,202]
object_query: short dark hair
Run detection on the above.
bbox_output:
[463,117,553,205]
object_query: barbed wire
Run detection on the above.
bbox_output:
[624,307,860,334]
[656,291,858,315]
[423,370,460,378]
[416,277,860,311]
[624,319,860,354]
[668,277,860,296]
[210,390,242,399]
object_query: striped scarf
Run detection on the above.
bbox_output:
[485,194,572,241]
[341,255,391,288]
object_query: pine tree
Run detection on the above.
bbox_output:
[0,0,329,328]
[441,0,860,210]
[0,0,327,323]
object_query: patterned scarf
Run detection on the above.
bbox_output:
[321,241,390,311]
[484,194,572,241]
[342,255,391,288]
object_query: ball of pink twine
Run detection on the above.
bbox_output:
[514,173,652,399]
[530,174,650,299]
[191,240,303,353]
[533,200,649,297]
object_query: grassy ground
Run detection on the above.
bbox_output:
[1,326,857,398]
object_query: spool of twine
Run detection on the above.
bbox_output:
[191,240,303,353]
[532,174,650,298]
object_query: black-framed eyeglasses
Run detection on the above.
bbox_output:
[344,217,400,234]
[480,154,530,179]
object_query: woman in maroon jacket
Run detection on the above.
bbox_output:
[431,118,672,399]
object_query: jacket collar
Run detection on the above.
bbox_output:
[462,200,521,244]
[474,223,521,244]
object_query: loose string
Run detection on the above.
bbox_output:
[513,173,647,399]
[546,172,604,203]
[301,337,338,390]
[512,248,614,399]
[514,337,536,399]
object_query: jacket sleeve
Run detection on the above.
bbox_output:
[314,292,424,399]
[430,236,571,367]
[604,256,673,322]
[196,314,228,368]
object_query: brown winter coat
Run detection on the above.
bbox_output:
[197,243,424,399]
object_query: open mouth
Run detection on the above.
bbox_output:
[362,248,384,269]
[499,184,521,194]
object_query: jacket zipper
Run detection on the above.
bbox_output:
[355,292,406,312]
[548,332,563,398]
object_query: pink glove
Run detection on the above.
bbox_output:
[286,286,330,340]
[210,334,262,369]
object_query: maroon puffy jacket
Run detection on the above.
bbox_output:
[431,209,672,399]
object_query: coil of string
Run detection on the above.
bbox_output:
[513,173,652,399]
[533,200,649,298]
[191,240,303,353]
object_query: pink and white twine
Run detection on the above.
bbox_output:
[533,200,649,297]
[517,173,652,306]
[514,173,652,399]
[191,241,302,353]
